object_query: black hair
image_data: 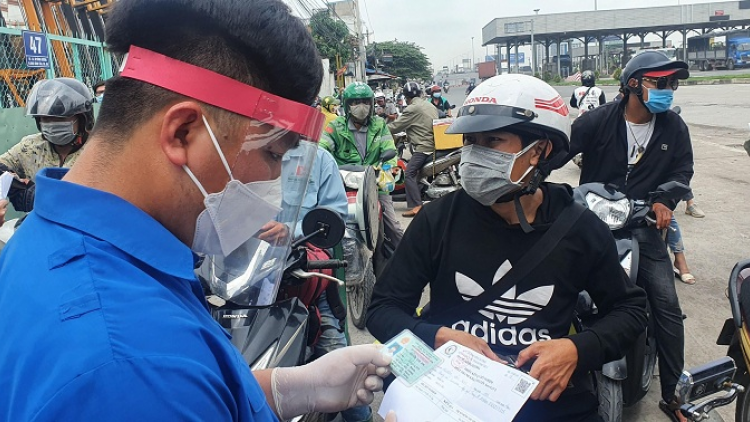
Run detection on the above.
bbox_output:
[93,80,106,93]
[95,0,322,143]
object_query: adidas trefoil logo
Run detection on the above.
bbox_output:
[453,260,555,346]
[455,259,554,325]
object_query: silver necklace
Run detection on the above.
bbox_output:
[624,112,654,159]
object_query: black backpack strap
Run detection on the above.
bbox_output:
[429,201,587,324]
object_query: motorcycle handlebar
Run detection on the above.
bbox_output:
[305,259,348,270]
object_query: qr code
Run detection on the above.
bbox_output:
[514,378,532,395]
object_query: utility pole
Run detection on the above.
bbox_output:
[354,0,367,83]
[471,37,475,70]
[533,9,540,75]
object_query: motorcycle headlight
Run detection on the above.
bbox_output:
[585,192,631,230]
[343,172,364,190]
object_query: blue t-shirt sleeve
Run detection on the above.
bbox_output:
[317,150,349,222]
[31,356,275,422]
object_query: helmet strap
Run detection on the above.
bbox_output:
[513,194,535,233]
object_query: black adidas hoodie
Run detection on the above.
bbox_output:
[367,183,647,403]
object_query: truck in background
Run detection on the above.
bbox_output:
[477,61,498,80]
[687,29,750,71]
[635,47,677,61]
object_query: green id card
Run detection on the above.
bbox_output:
[384,329,443,385]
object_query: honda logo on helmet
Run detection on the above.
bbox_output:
[465,96,498,105]
[534,96,569,117]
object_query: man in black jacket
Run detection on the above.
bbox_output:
[562,51,693,422]
[367,74,647,422]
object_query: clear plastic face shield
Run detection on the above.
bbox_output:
[120,46,324,306]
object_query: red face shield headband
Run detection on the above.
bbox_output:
[119,45,325,141]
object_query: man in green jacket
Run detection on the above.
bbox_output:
[387,82,438,217]
[320,82,403,248]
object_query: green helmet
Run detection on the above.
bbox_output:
[342,82,375,117]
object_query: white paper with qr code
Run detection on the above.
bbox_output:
[379,341,538,422]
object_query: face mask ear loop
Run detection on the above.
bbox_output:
[183,165,209,198]
[202,115,235,180]
[509,141,540,184]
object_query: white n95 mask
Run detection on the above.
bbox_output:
[184,115,282,256]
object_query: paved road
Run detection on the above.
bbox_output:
[352,84,749,422]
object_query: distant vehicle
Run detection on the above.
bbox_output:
[477,61,497,80]
[635,47,677,61]
[687,29,750,71]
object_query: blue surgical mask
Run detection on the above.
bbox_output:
[433,92,442,99]
[643,88,674,114]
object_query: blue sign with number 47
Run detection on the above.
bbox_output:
[22,31,50,69]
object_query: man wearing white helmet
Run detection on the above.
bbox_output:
[367,74,647,421]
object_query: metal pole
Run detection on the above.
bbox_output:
[533,9,540,75]
[530,20,535,76]
[471,37,475,70]
[354,0,367,83]
[594,0,598,10]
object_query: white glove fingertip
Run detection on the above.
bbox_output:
[376,366,392,378]
[364,374,384,391]
[356,388,375,405]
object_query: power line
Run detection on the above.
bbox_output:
[362,0,374,35]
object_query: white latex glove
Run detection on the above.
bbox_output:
[271,344,392,420]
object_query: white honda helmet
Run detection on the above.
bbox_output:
[447,74,571,167]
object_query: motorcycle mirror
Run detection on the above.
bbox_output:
[380,149,397,162]
[651,181,691,201]
[450,104,456,109]
[301,207,346,249]
[672,106,682,115]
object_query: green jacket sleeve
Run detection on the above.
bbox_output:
[376,124,398,168]
[319,123,336,154]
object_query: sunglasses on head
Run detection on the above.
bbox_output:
[642,76,679,91]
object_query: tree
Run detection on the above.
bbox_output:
[309,11,353,73]
[368,41,432,81]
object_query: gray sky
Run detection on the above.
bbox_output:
[355,0,722,71]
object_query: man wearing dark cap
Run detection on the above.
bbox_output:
[560,51,693,422]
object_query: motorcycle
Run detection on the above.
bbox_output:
[338,150,397,328]
[671,356,744,421]
[573,181,691,421]
[716,258,750,420]
[391,124,462,204]
[197,208,349,422]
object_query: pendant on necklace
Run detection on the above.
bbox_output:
[638,146,645,154]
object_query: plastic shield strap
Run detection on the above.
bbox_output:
[204,139,318,306]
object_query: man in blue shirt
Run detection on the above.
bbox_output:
[282,145,373,422]
[0,1,393,421]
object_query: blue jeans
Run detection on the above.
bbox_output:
[666,217,684,254]
[313,291,372,422]
[633,227,685,402]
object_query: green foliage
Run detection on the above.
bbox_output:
[310,11,353,72]
[552,74,562,84]
[612,67,622,81]
[534,72,542,79]
[368,41,432,81]
[594,70,601,80]
[542,71,553,82]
